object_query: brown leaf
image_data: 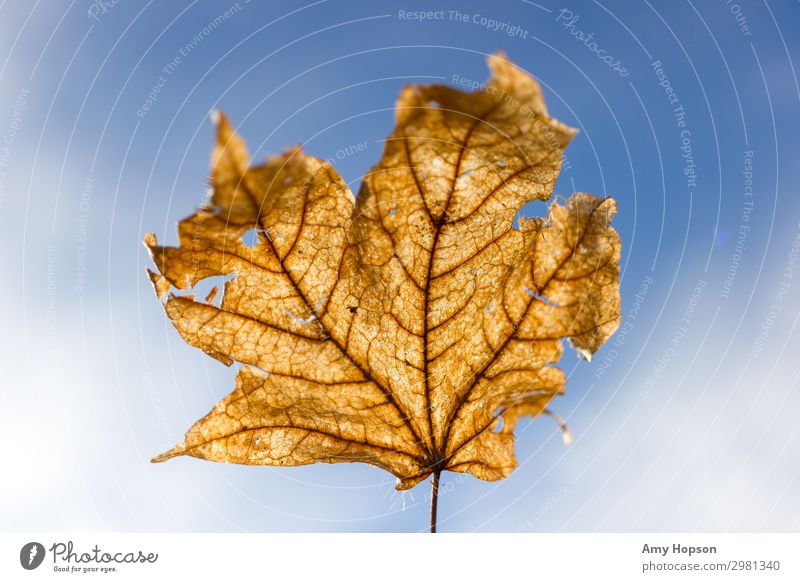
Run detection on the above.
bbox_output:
[145,52,621,491]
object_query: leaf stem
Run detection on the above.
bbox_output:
[430,470,441,533]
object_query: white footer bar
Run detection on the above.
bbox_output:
[2,533,797,581]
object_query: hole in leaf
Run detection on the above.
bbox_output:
[241,228,262,249]
[492,415,505,433]
[524,286,559,307]
[173,273,237,308]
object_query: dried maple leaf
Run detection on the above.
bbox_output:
[145,52,620,531]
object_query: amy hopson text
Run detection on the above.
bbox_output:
[643,543,717,557]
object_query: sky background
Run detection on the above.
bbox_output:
[1,0,799,533]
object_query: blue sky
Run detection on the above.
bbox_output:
[1,0,799,532]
